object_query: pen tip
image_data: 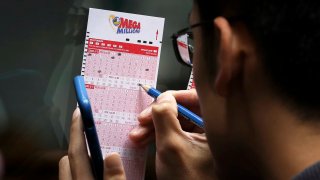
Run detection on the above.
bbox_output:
[138,84,149,91]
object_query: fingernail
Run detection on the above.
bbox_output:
[73,108,80,119]
[139,106,151,118]
[130,127,142,136]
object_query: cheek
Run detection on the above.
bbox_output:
[194,65,228,138]
[193,31,206,94]
[193,42,228,137]
[202,94,227,137]
[197,87,229,162]
[192,28,228,139]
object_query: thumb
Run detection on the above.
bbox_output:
[152,92,182,140]
[104,153,126,180]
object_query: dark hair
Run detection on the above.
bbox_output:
[196,0,320,118]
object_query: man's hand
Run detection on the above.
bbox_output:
[59,109,126,180]
[130,89,215,179]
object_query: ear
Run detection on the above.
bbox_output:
[213,17,243,97]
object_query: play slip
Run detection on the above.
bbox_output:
[80,8,165,180]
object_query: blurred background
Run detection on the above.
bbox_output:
[0,0,192,179]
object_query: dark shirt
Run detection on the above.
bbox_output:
[293,162,320,180]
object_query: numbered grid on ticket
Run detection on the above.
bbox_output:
[80,8,165,180]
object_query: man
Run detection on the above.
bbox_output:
[59,0,320,179]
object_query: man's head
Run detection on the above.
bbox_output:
[191,0,320,178]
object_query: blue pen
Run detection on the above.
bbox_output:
[139,84,204,129]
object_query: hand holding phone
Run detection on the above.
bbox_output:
[73,75,103,180]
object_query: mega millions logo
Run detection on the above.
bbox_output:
[109,15,141,34]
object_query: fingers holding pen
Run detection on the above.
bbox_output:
[130,92,181,146]
[170,89,199,107]
[137,89,200,126]
[129,124,155,146]
[129,101,155,146]
[137,105,153,126]
[151,92,181,138]
[131,89,202,146]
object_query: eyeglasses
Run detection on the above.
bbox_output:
[171,17,242,67]
[171,22,207,67]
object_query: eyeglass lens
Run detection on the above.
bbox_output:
[176,33,194,66]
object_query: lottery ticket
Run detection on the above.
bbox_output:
[187,69,195,90]
[80,8,164,180]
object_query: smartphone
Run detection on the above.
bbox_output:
[73,75,103,180]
